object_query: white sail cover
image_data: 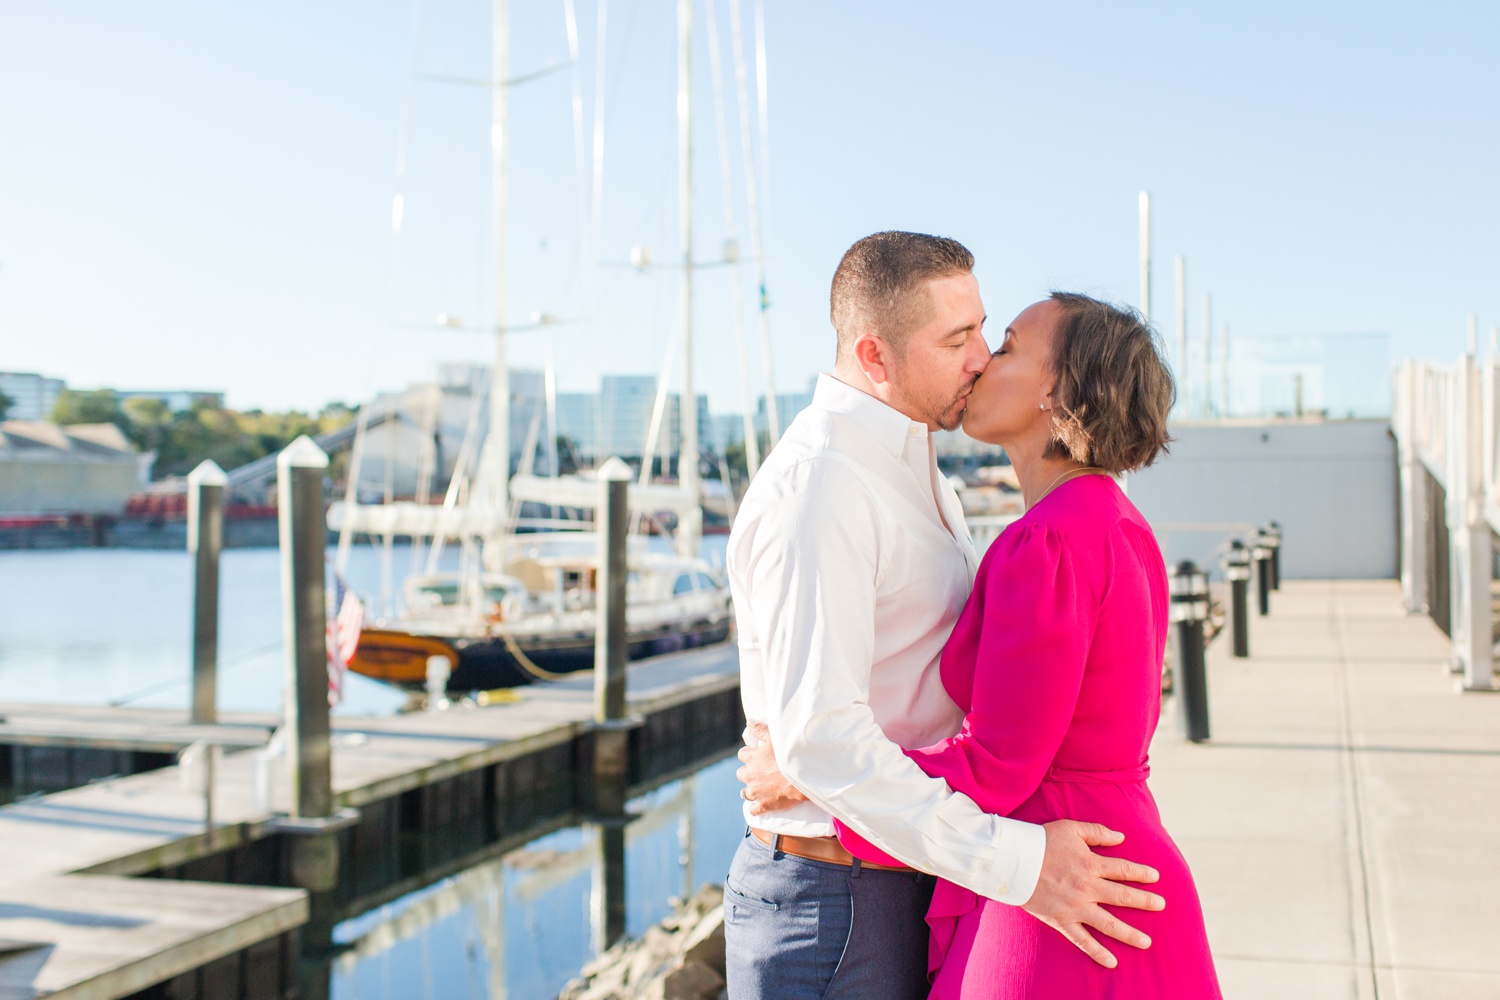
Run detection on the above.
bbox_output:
[327,502,510,538]
[328,462,698,537]
[509,473,698,515]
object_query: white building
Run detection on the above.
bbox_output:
[0,421,152,514]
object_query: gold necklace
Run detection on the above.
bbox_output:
[1027,465,1100,510]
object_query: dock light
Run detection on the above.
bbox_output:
[1223,540,1252,658]
[1169,562,1210,624]
[1253,529,1276,616]
[425,655,452,712]
[1170,561,1211,742]
[1263,521,1283,590]
[629,244,653,271]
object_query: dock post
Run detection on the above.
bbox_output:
[588,467,632,950]
[1170,561,1211,742]
[187,460,227,725]
[280,436,332,822]
[595,473,630,733]
[1253,529,1273,617]
[273,436,359,895]
[1223,541,1251,658]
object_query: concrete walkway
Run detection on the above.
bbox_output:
[1150,579,1500,999]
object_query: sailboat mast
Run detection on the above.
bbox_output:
[677,0,702,556]
[730,0,778,448]
[490,0,511,526]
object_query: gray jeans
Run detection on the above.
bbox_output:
[723,829,936,1000]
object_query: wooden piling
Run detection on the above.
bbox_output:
[187,461,226,726]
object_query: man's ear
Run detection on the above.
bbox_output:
[852,333,891,385]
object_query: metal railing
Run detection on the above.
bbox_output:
[1392,357,1499,689]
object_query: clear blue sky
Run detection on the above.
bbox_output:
[1,0,1496,414]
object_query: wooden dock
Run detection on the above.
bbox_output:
[0,876,304,1000]
[0,643,742,999]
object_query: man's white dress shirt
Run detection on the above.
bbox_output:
[728,373,1046,905]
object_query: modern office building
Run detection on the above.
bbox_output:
[0,372,66,421]
[755,378,818,437]
[114,389,225,412]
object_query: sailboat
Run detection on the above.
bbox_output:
[328,0,743,692]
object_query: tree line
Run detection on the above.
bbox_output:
[43,389,352,480]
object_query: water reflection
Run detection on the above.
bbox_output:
[330,756,743,1000]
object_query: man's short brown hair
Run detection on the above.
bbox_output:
[830,231,975,357]
[1044,292,1176,475]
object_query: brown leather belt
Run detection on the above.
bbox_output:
[751,827,916,873]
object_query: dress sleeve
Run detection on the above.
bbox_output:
[905,522,1094,817]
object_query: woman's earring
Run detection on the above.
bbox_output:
[1038,403,1049,411]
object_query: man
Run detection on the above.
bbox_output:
[723,232,1165,999]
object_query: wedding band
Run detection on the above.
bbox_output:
[740,789,750,800]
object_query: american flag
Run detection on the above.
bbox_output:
[326,573,364,706]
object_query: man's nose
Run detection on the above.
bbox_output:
[967,334,991,372]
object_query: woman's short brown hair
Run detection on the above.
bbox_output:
[1043,292,1175,475]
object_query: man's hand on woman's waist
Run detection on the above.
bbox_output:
[735,722,1168,969]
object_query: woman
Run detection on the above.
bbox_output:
[755,293,1221,997]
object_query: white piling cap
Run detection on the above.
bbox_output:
[187,459,228,487]
[277,435,329,470]
[598,456,633,481]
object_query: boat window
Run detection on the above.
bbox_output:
[672,574,695,596]
[695,573,718,591]
[417,582,461,606]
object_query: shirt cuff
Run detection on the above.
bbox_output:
[985,818,1047,906]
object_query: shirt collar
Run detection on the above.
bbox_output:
[813,373,930,459]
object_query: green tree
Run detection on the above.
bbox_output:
[0,389,13,421]
[51,388,125,427]
[120,397,171,454]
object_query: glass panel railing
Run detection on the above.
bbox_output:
[1171,331,1390,421]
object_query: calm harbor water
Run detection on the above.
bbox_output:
[0,541,741,999]
[326,755,743,1000]
[0,538,729,714]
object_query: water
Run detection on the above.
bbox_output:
[0,536,729,715]
[0,541,744,998]
[328,755,743,1000]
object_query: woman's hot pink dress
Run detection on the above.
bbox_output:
[841,474,1221,998]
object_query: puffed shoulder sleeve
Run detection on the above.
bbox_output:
[905,522,1095,817]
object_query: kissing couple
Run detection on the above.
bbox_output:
[723,232,1222,998]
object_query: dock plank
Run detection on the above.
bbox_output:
[0,875,304,1000]
[0,643,740,885]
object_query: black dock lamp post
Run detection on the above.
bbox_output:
[1223,541,1252,658]
[1253,529,1275,617]
[1264,521,1283,591]
[1171,561,1211,743]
